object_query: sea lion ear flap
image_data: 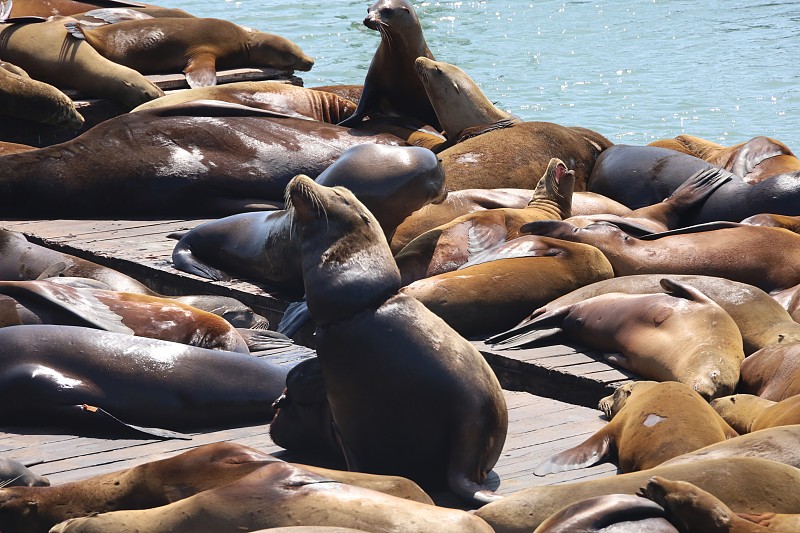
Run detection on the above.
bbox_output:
[659,278,711,303]
[533,428,612,476]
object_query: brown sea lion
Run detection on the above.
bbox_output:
[532,494,678,533]
[711,394,800,434]
[395,158,575,284]
[0,140,34,155]
[0,17,163,108]
[639,476,793,533]
[391,189,632,253]
[534,381,737,476]
[288,175,507,503]
[64,17,314,88]
[0,101,405,217]
[0,442,433,533]
[566,167,730,235]
[587,145,800,223]
[132,82,356,123]
[7,0,148,18]
[49,461,493,533]
[0,61,84,130]
[338,0,439,130]
[0,324,288,431]
[400,237,614,337]
[742,213,800,233]
[649,134,800,184]
[662,425,800,470]
[413,57,612,190]
[739,343,800,401]
[520,220,800,294]
[311,84,363,104]
[513,274,800,356]
[171,144,445,293]
[0,279,254,353]
[489,279,744,400]
[771,283,800,322]
[474,457,800,533]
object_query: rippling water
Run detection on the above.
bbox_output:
[160,0,799,149]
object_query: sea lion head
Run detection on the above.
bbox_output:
[414,56,515,140]
[528,158,576,216]
[364,0,419,32]
[247,30,314,72]
[286,175,401,324]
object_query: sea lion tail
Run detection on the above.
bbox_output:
[63,20,88,40]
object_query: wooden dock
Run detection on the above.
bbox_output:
[0,218,630,509]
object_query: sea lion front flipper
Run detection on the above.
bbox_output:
[235,328,294,353]
[80,8,154,25]
[662,167,731,208]
[533,427,613,476]
[459,234,562,270]
[605,353,633,371]
[35,261,70,280]
[276,300,312,337]
[184,53,218,88]
[171,239,232,282]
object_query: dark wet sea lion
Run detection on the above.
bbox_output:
[65,17,314,88]
[133,82,356,123]
[0,458,49,488]
[711,394,800,434]
[171,144,445,292]
[338,0,439,130]
[0,17,163,108]
[515,274,800,356]
[520,220,800,293]
[0,101,404,217]
[739,343,800,401]
[533,494,678,533]
[490,279,744,400]
[475,457,800,533]
[649,134,800,184]
[49,461,493,533]
[400,237,614,337]
[587,145,800,222]
[0,442,433,533]
[0,61,84,130]
[0,279,252,352]
[0,324,288,430]
[661,425,800,470]
[535,381,736,476]
[288,175,507,504]
[395,158,575,284]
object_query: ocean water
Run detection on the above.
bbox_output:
[160,0,800,150]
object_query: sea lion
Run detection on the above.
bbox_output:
[395,158,575,284]
[0,101,405,217]
[649,134,800,184]
[0,228,270,329]
[0,17,163,108]
[0,140,34,155]
[171,144,445,292]
[6,0,148,18]
[49,461,493,533]
[739,343,800,401]
[133,82,355,123]
[474,457,800,533]
[391,189,632,253]
[400,237,614,337]
[0,279,254,353]
[413,57,612,190]
[64,17,314,88]
[534,381,737,476]
[338,0,439,130]
[288,175,507,504]
[639,476,794,533]
[0,458,48,488]
[587,145,800,223]
[661,425,800,469]
[519,220,800,293]
[489,279,744,400]
[0,61,84,130]
[0,442,433,533]
[711,394,800,434]
[512,274,800,356]
[533,494,678,533]
[0,324,288,430]
[311,84,363,105]
[741,213,800,233]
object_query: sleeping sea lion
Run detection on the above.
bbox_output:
[739,343,800,401]
[0,61,84,130]
[711,394,800,434]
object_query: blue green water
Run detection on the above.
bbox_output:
[160,1,799,150]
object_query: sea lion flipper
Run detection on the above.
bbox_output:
[276,300,312,337]
[486,307,570,348]
[460,234,562,270]
[533,428,612,476]
[732,137,790,179]
[658,278,713,304]
[0,0,11,22]
[36,261,70,280]
[637,221,744,240]
[80,8,154,25]
[171,241,232,282]
[184,53,218,88]
[235,328,294,353]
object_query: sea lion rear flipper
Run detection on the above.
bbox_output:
[658,278,714,305]
[732,137,791,179]
[276,300,312,337]
[80,8,154,25]
[533,428,612,476]
[459,233,562,270]
[235,328,294,352]
[663,167,731,207]
[184,53,218,88]
[486,306,570,348]
[63,20,88,40]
